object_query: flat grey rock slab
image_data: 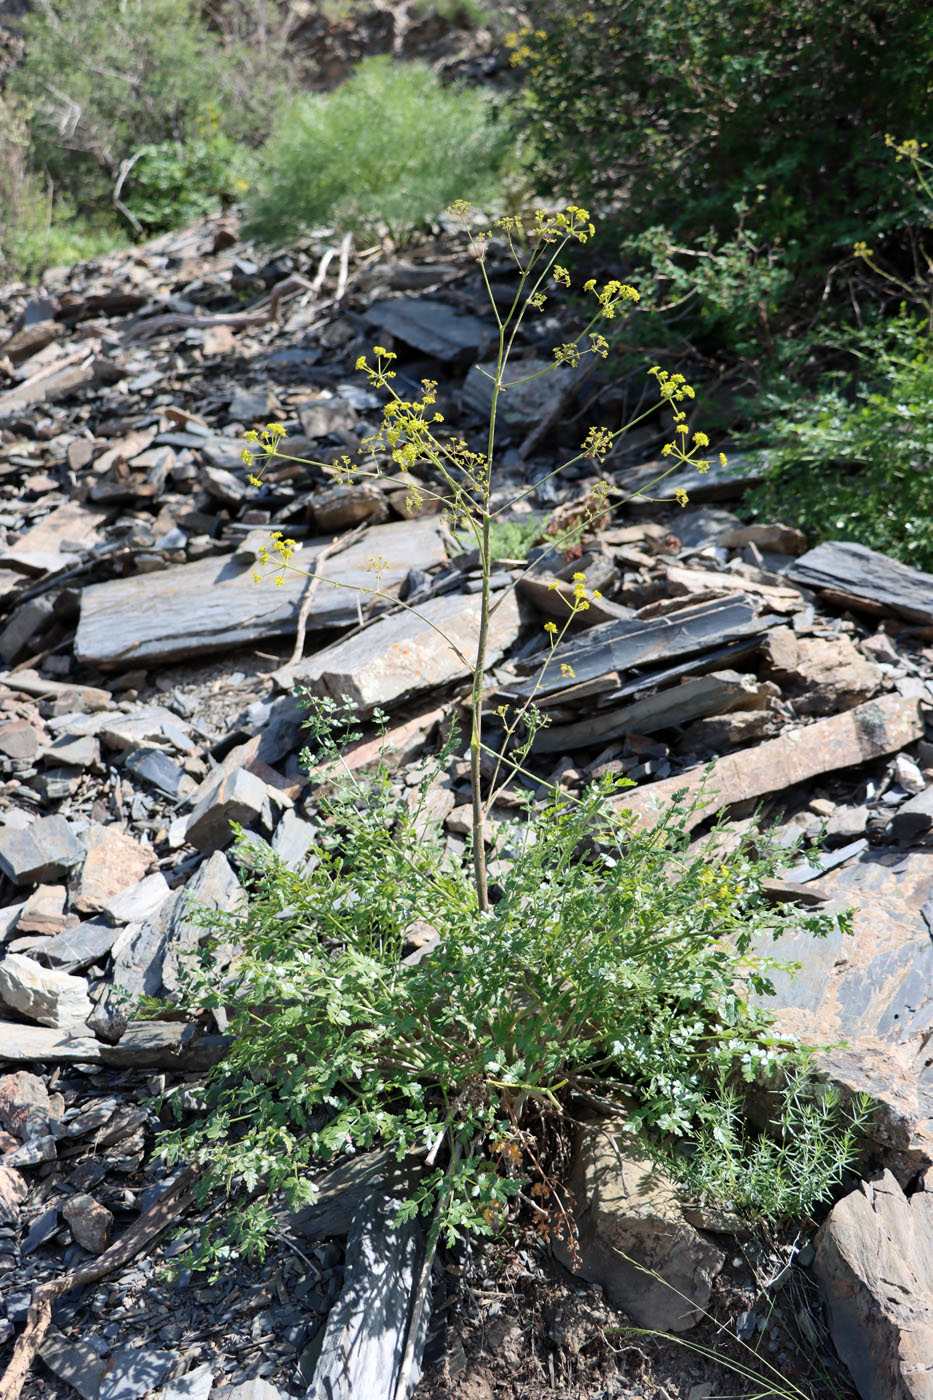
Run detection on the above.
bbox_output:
[309,1192,428,1400]
[787,540,933,625]
[40,919,121,971]
[757,848,933,1051]
[0,1022,104,1064]
[156,1364,214,1400]
[0,814,85,885]
[508,594,775,702]
[99,1347,174,1400]
[364,298,491,360]
[287,589,523,712]
[533,669,766,753]
[75,519,446,667]
[38,1328,109,1400]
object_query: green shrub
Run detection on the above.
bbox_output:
[244,56,517,246]
[743,312,933,569]
[622,216,795,357]
[121,127,252,236]
[0,90,125,279]
[510,0,933,266]
[161,698,854,1265]
[10,0,285,225]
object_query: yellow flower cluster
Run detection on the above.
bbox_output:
[240,421,286,477]
[251,530,298,587]
[583,278,640,319]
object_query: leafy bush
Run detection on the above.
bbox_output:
[162,699,853,1264]
[10,0,285,224]
[244,56,517,246]
[121,127,251,236]
[623,216,795,357]
[0,90,125,279]
[509,0,933,265]
[744,312,933,569]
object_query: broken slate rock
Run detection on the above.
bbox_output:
[38,1330,109,1400]
[102,871,171,925]
[788,540,933,626]
[0,953,92,1027]
[0,1164,27,1224]
[184,765,268,853]
[617,695,924,831]
[364,297,490,360]
[890,786,933,843]
[99,1348,174,1400]
[288,589,523,713]
[74,518,446,668]
[62,1191,113,1253]
[0,1069,54,1138]
[124,746,195,799]
[814,1170,933,1400]
[0,814,85,885]
[553,1124,723,1332]
[112,850,240,1000]
[156,1365,214,1400]
[72,823,157,913]
[39,919,121,972]
[762,627,883,715]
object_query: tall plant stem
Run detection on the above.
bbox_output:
[470,318,507,913]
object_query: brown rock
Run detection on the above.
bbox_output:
[0,1164,27,1223]
[62,1192,114,1254]
[617,695,923,831]
[72,824,156,913]
[0,1069,52,1139]
[552,1125,723,1332]
[0,719,43,762]
[763,627,883,714]
[814,1170,933,1400]
[719,522,807,555]
[312,484,389,532]
[16,884,73,937]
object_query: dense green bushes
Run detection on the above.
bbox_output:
[744,313,933,568]
[510,0,933,261]
[0,0,286,272]
[244,56,516,246]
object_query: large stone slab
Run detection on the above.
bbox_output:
[364,297,491,360]
[788,540,933,626]
[74,519,446,667]
[814,1170,933,1400]
[288,589,524,712]
[616,695,923,830]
